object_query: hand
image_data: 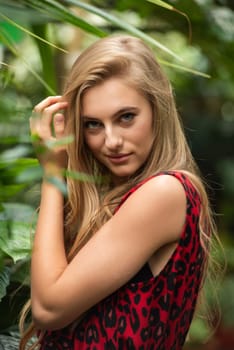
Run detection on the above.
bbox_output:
[30,96,69,176]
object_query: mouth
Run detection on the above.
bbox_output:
[106,153,132,164]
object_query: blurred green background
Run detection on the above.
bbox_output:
[0,0,233,349]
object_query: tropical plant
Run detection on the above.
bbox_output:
[0,0,196,336]
[0,0,233,348]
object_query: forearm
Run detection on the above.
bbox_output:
[31,179,68,308]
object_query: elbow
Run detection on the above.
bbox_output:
[32,301,70,331]
[32,305,62,331]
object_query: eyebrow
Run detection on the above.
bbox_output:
[82,106,139,120]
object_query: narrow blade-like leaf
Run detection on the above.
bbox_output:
[0,12,68,53]
[21,0,106,38]
[146,0,173,10]
[0,27,56,94]
[64,0,182,61]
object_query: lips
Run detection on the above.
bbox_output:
[106,153,132,164]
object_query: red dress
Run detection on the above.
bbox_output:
[39,171,204,349]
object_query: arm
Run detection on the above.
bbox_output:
[31,177,186,330]
[30,97,186,330]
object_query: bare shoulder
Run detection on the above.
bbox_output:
[122,174,186,210]
[143,173,185,193]
[115,174,187,244]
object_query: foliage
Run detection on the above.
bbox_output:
[0,0,233,346]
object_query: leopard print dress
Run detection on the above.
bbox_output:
[39,171,204,350]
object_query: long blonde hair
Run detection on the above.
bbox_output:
[19,35,223,349]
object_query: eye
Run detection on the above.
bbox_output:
[120,113,135,123]
[83,120,102,130]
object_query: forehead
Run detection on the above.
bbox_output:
[81,78,147,117]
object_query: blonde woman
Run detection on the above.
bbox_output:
[20,35,216,349]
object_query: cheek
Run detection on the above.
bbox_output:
[134,122,153,144]
[84,134,103,154]
[138,126,154,155]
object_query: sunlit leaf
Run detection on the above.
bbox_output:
[146,0,192,44]
[22,0,106,38]
[65,0,182,61]
[0,20,24,43]
[0,12,68,53]
[146,0,173,10]
[0,61,11,67]
[157,58,211,78]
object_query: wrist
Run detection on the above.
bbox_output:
[43,162,64,179]
[42,163,67,196]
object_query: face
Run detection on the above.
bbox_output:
[81,78,154,184]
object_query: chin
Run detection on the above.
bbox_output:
[112,170,134,178]
[111,170,138,184]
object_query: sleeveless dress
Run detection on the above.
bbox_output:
[39,171,204,350]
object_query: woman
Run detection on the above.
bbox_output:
[20,35,216,349]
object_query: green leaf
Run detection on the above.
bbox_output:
[0,157,41,185]
[0,203,36,263]
[0,157,38,170]
[22,0,106,38]
[0,145,31,162]
[64,0,182,61]
[31,23,58,93]
[10,258,31,285]
[0,267,11,302]
[0,20,24,44]
[0,26,56,94]
[0,12,67,53]
[157,58,211,78]
[0,221,33,263]
[45,134,74,148]
[65,169,106,184]
[16,164,42,183]
[146,0,192,45]
[0,202,36,224]
[46,175,68,196]
[146,0,173,11]
[0,185,27,202]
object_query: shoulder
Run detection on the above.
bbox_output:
[115,173,187,244]
[121,173,187,211]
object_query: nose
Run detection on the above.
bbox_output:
[105,126,123,150]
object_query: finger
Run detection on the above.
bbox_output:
[40,101,68,127]
[33,96,63,113]
[30,116,41,136]
[34,101,68,122]
[30,111,52,140]
[30,113,52,143]
[32,101,68,139]
[53,113,65,139]
[32,96,67,129]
